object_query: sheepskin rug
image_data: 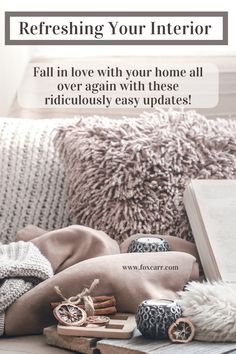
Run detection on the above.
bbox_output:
[178,281,236,341]
[54,109,236,243]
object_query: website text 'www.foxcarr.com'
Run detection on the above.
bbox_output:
[122,264,179,271]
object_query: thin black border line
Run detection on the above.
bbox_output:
[5,11,228,46]
[6,40,226,45]
[5,11,228,16]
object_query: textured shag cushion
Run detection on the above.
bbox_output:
[54,110,236,243]
[0,118,72,243]
[177,281,236,341]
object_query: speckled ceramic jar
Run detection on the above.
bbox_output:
[127,236,169,253]
[136,299,182,339]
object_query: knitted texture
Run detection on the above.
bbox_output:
[0,241,53,336]
[54,110,236,243]
[0,312,4,338]
[0,118,73,243]
[0,279,33,313]
[0,241,53,280]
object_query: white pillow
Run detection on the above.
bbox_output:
[0,118,72,243]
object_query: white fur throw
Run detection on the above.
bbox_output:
[0,118,72,243]
[178,281,236,341]
[54,109,236,243]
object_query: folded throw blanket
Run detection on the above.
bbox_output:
[0,241,53,336]
[16,225,47,242]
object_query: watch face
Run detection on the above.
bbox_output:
[127,236,169,253]
[136,299,182,339]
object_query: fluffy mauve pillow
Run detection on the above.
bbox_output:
[54,110,236,243]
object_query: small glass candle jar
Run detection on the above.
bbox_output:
[136,299,182,339]
[127,236,169,253]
